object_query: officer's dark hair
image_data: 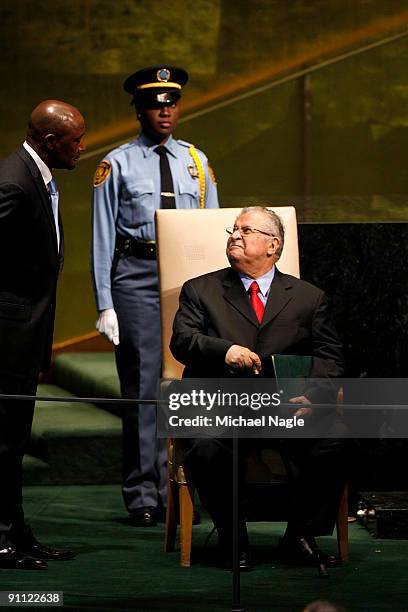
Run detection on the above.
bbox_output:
[239,206,285,259]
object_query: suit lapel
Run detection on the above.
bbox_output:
[221,268,293,329]
[260,268,293,329]
[16,147,59,254]
[58,208,64,266]
[222,269,259,327]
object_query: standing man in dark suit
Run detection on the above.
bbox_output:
[0,100,85,570]
[170,206,347,572]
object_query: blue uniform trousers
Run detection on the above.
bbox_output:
[112,254,167,512]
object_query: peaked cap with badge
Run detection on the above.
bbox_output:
[123,65,189,108]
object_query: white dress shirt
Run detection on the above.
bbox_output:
[23,141,60,250]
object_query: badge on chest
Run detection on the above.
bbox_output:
[187,164,199,179]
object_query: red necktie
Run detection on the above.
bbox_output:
[249,281,264,323]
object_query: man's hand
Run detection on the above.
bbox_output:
[225,344,262,375]
[289,395,313,418]
[96,308,120,346]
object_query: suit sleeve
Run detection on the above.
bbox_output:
[311,291,344,376]
[0,182,25,222]
[306,290,344,403]
[170,280,234,366]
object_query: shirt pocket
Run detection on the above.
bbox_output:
[177,179,199,208]
[122,178,155,227]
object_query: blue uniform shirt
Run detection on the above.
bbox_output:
[91,133,219,310]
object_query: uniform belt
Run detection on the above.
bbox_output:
[115,236,156,260]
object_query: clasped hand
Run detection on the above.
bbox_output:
[225,344,262,375]
[225,345,313,416]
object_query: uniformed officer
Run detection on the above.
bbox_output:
[91,65,219,526]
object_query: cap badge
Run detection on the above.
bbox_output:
[157,68,170,83]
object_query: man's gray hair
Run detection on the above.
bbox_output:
[239,206,285,259]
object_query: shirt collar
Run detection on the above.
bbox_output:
[139,133,177,159]
[239,266,276,296]
[23,141,52,185]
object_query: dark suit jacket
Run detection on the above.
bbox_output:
[170,267,343,399]
[0,146,63,381]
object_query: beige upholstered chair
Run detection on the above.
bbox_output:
[155,207,348,567]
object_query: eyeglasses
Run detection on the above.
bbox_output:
[226,226,274,237]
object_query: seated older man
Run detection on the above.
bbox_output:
[170,206,348,573]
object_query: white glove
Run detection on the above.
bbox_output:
[96,308,120,346]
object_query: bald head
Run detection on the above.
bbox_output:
[26,99,85,170]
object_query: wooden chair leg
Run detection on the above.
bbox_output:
[336,484,349,561]
[179,483,194,567]
[164,479,178,552]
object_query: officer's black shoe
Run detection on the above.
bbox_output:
[129,507,157,527]
[0,546,47,570]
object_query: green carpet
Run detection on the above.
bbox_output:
[14,354,408,609]
[23,354,123,485]
[52,353,121,412]
[0,485,407,611]
[23,384,122,485]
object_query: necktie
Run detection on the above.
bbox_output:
[48,178,60,250]
[249,281,264,323]
[155,145,175,209]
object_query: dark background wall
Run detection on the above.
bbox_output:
[0,1,407,342]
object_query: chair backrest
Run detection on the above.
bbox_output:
[155,207,299,379]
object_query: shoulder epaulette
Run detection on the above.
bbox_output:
[110,139,140,156]
[177,139,193,148]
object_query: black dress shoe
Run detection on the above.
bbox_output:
[154,507,166,523]
[18,540,75,561]
[129,507,157,527]
[277,536,330,578]
[11,526,75,562]
[222,549,253,572]
[238,550,252,572]
[0,546,47,570]
[318,550,340,567]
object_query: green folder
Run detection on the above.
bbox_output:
[271,354,312,402]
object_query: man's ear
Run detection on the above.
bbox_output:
[44,133,56,150]
[267,236,280,256]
